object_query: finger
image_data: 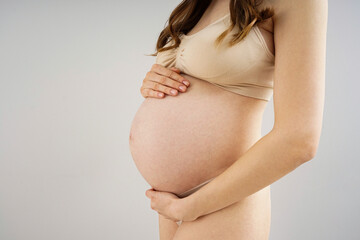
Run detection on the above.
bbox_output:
[150,202,157,211]
[151,64,190,87]
[162,214,179,222]
[143,71,183,96]
[140,87,165,98]
[147,71,188,95]
[140,86,165,98]
[170,67,181,74]
[145,189,156,198]
[145,189,151,198]
[144,73,183,96]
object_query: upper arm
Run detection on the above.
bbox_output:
[271,0,328,149]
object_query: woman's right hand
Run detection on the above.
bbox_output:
[140,64,190,98]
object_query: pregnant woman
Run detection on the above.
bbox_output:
[129,0,327,239]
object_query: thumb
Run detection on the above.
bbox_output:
[145,189,156,198]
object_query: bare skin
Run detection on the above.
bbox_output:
[132,0,274,239]
[131,0,327,239]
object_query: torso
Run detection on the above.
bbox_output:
[129,1,275,196]
[129,75,267,194]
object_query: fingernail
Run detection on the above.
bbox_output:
[171,89,177,95]
[179,86,186,91]
[182,80,189,86]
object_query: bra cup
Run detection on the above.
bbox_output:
[155,18,267,76]
[181,26,262,83]
[154,16,275,101]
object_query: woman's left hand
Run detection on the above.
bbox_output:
[145,188,198,222]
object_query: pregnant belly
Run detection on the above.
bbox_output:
[129,74,266,195]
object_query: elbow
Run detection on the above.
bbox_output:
[291,134,320,164]
[273,128,320,165]
[300,140,318,162]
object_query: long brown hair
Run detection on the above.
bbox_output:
[147,0,274,57]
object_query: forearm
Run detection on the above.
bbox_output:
[185,129,315,218]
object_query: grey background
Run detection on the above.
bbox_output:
[0,1,359,239]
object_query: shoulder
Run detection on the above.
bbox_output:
[264,0,328,18]
[256,0,328,33]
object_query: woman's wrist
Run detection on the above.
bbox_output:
[177,193,203,222]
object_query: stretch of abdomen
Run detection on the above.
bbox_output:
[129,73,267,196]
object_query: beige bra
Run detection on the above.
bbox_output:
[155,13,275,101]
